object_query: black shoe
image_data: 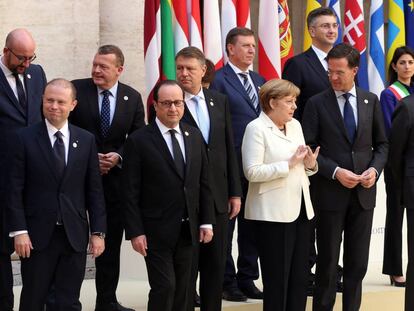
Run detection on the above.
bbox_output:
[390,276,406,287]
[95,302,135,311]
[194,291,201,307]
[222,287,248,302]
[239,284,263,300]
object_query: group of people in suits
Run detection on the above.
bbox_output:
[2,7,414,311]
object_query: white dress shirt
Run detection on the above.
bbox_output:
[311,45,329,72]
[0,55,26,100]
[228,60,259,99]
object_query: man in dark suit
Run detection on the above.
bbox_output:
[209,27,265,301]
[175,47,242,311]
[7,79,107,311]
[70,45,145,311]
[282,7,338,122]
[122,80,215,311]
[0,28,46,311]
[302,43,388,311]
[387,94,414,310]
[282,7,341,294]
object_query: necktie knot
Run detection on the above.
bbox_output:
[342,93,351,101]
[102,90,110,97]
[55,131,63,141]
[238,72,249,80]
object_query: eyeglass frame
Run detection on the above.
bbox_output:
[6,47,37,64]
[157,100,185,109]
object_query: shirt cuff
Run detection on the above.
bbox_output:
[116,153,123,168]
[200,224,213,230]
[332,167,339,180]
[9,230,28,238]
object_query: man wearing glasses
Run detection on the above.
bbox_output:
[0,28,46,311]
[122,80,214,311]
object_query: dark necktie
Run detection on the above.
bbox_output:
[100,90,111,138]
[239,72,259,113]
[53,131,65,224]
[342,93,356,143]
[169,129,185,178]
[12,72,26,110]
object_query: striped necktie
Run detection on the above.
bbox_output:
[239,72,259,113]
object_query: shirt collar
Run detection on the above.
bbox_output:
[0,56,14,77]
[155,117,182,135]
[45,118,70,138]
[334,84,357,99]
[97,81,119,97]
[228,60,248,75]
[311,45,328,64]
[184,88,205,102]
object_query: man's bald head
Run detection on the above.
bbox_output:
[3,28,37,73]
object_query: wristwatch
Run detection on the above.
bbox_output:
[92,232,106,239]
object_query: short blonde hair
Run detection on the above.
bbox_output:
[259,79,300,113]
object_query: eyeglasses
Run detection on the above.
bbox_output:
[6,48,37,63]
[157,100,185,108]
[315,23,339,30]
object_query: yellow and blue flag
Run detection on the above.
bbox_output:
[303,0,322,51]
[387,0,406,68]
[404,0,414,48]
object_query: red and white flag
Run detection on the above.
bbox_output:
[204,0,223,69]
[188,0,203,50]
[172,0,189,54]
[221,0,251,64]
[258,0,281,80]
[278,0,294,70]
[144,0,161,109]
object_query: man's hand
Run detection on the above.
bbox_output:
[360,168,377,189]
[14,233,33,258]
[228,197,241,219]
[98,152,120,175]
[199,228,213,243]
[131,235,147,257]
[89,235,105,258]
[335,168,360,188]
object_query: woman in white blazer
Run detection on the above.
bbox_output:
[241,79,319,311]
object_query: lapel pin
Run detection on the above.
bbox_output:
[72,141,78,148]
[364,99,368,104]
[184,131,189,136]
[27,74,31,79]
[210,101,214,107]
[258,86,261,90]
[124,96,129,101]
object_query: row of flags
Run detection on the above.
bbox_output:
[144,0,414,104]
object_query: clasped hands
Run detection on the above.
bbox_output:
[335,167,376,189]
[288,145,320,170]
[98,152,120,175]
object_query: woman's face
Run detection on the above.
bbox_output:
[393,53,414,82]
[268,95,297,125]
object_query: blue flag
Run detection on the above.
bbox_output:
[327,0,342,45]
[404,0,414,48]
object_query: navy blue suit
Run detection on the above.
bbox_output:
[210,63,266,290]
[7,121,106,311]
[0,63,46,311]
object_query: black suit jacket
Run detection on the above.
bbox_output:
[70,78,145,202]
[122,122,215,247]
[7,121,106,252]
[0,64,46,254]
[282,48,330,122]
[302,87,388,211]
[388,94,414,209]
[182,88,242,214]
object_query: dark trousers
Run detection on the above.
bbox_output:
[406,209,414,310]
[0,252,13,311]
[224,177,259,289]
[19,226,86,311]
[313,193,373,311]
[256,206,310,311]
[383,168,405,276]
[145,221,194,311]
[187,212,228,311]
[95,206,124,305]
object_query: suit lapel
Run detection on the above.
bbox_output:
[24,69,35,120]
[0,68,25,117]
[62,124,80,184]
[305,48,330,88]
[150,123,184,179]
[202,89,216,144]
[36,122,60,182]
[108,83,127,139]
[324,89,351,143]
[86,83,101,136]
[223,64,258,115]
[181,124,192,181]
[355,88,369,143]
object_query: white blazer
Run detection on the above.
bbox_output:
[241,112,316,223]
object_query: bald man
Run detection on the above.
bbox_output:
[0,28,46,310]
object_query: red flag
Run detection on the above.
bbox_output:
[204,0,223,69]
[278,0,294,70]
[172,0,190,53]
[189,0,203,50]
[236,0,251,27]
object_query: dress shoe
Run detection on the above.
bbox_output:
[194,291,201,307]
[390,275,406,287]
[95,302,135,311]
[222,287,248,302]
[239,284,263,300]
